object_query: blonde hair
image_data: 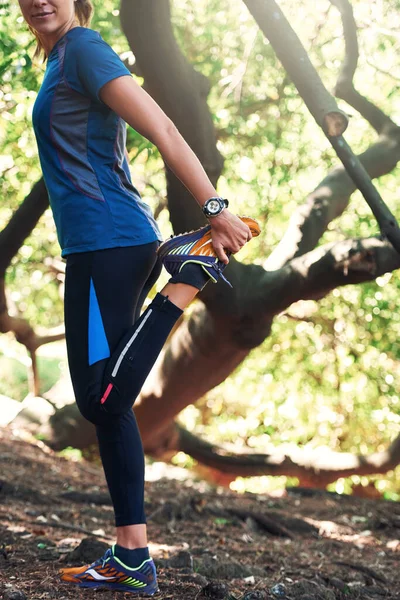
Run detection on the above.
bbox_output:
[29,0,94,62]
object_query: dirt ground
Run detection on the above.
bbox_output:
[1,426,399,600]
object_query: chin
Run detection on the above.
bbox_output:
[30,14,58,30]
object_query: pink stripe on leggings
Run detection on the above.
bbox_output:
[100,383,114,405]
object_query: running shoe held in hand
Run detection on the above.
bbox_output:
[157,216,260,288]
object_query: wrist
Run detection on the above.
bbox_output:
[208,210,230,226]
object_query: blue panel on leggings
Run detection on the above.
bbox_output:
[88,278,110,365]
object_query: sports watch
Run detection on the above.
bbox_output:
[202,197,229,218]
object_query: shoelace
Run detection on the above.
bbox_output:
[215,263,232,288]
[92,548,112,570]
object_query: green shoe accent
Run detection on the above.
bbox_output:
[178,259,218,284]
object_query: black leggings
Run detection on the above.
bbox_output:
[64,243,183,526]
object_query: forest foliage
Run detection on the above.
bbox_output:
[1,0,400,497]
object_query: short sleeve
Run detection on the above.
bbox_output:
[65,31,131,103]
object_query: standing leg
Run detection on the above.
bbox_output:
[98,254,163,554]
[61,243,206,593]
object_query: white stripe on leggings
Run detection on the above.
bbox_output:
[111,309,153,378]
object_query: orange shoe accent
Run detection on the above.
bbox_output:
[240,216,261,238]
[188,216,260,258]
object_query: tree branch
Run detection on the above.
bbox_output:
[32,331,65,350]
[16,398,400,489]
[330,0,358,83]
[0,280,65,359]
[330,0,397,134]
[177,426,400,487]
[243,0,400,255]
[266,128,400,269]
[0,179,49,275]
[259,237,400,316]
[327,135,400,252]
[243,0,348,136]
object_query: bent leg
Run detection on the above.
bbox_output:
[100,291,182,415]
[64,244,182,423]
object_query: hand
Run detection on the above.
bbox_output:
[209,210,252,264]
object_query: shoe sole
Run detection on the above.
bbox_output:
[61,579,159,595]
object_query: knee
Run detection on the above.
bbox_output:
[96,377,140,417]
[75,395,112,427]
[75,399,99,425]
[75,388,133,426]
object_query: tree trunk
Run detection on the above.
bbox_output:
[120,0,224,235]
[117,0,400,469]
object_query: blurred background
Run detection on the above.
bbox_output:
[1,0,399,500]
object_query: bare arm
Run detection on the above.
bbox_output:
[100,75,251,261]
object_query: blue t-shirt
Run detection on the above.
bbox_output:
[32,27,162,256]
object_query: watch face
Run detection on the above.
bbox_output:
[208,199,221,214]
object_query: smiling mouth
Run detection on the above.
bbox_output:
[32,12,55,18]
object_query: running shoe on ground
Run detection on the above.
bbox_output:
[60,546,158,595]
[157,216,261,287]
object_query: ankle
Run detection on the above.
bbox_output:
[116,523,147,550]
[113,544,150,568]
[160,283,198,310]
[169,263,210,291]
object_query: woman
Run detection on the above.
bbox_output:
[18,0,260,595]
